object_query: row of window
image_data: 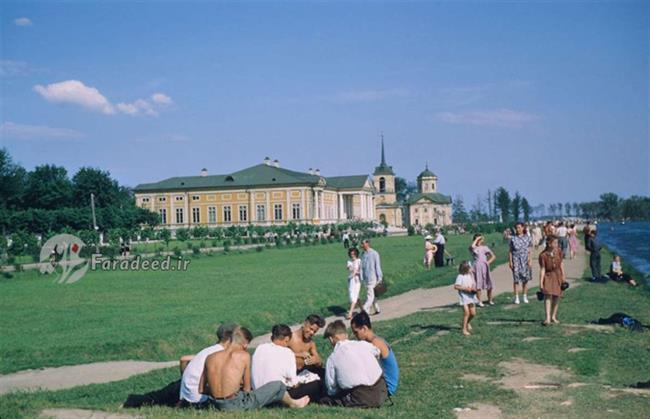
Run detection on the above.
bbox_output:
[159,203,303,224]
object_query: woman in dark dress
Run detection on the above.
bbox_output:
[539,236,565,326]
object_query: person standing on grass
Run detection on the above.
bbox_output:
[361,239,383,315]
[585,229,603,281]
[531,223,543,249]
[582,221,592,247]
[568,224,578,260]
[346,247,362,320]
[433,229,446,268]
[509,222,533,305]
[423,235,437,270]
[453,261,479,336]
[539,236,565,325]
[556,221,568,258]
[470,233,496,307]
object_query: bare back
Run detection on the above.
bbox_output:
[203,348,250,398]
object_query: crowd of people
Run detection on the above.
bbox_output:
[124,313,399,411]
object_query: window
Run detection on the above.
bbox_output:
[192,207,200,223]
[424,183,429,191]
[256,204,266,221]
[292,203,301,220]
[192,195,200,201]
[141,197,150,203]
[159,208,167,224]
[208,206,216,224]
[424,208,428,213]
[414,208,419,213]
[158,197,166,202]
[379,177,386,193]
[239,205,248,222]
[223,206,232,223]
[274,204,283,221]
[175,196,184,201]
[175,208,184,224]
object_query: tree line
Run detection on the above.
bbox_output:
[451,187,532,224]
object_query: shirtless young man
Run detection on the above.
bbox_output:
[201,326,309,410]
[288,314,326,371]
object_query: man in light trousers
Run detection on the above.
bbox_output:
[361,239,383,315]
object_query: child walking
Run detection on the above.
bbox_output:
[346,247,362,320]
[454,261,479,336]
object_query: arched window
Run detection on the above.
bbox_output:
[379,214,386,224]
[379,177,386,193]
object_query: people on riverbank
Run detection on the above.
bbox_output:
[586,229,604,281]
[509,222,533,304]
[470,233,496,307]
[539,236,566,326]
[453,261,479,336]
[568,224,578,259]
[556,222,568,258]
[609,255,638,287]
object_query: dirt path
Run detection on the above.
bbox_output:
[1,246,586,396]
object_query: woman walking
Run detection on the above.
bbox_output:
[539,236,565,325]
[568,224,578,260]
[433,229,446,268]
[346,247,362,320]
[423,235,437,270]
[470,233,496,307]
[509,222,533,304]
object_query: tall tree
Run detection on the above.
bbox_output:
[599,193,620,219]
[0,148,27,209]
[511,192,522,222]
[549,203,557,217]
[72,167,121,208]
[557,203,563,217]
[495,187,511,222]
[452,195,469,224]
[521,197,531,222]
[565,202,571,217]
[24,165,73,210]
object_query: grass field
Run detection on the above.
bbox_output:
[0,233,508,375]
[1,246,648,419]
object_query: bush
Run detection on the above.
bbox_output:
[222,239,232,247]
[223,243,230,253]
[199,241,206,249]
[102,246,118,259]
[255,246,264,252]
[407,225,415,236]
[211,239,218,247]
[2,272,13,279]
[173,246,182,257]
[175,228,190,241]
[192,246,201,256]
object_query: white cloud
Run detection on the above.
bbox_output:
[333,88,411,103]
[33,80,115,115]
[438,85,489,107]
[0,121,84,140]
[151,93,173,105]
[435,109,541,128]
[14,17,32,26]
[33,80,172,117]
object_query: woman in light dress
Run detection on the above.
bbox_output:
[567,224,578,259]
[423,235,438,270]
[346,247,362,320]
[470,234,496,307]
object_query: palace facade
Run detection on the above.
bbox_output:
[134,143,453,229]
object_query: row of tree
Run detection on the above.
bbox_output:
[553,193,650,221]
[452,187,532,224]
[0,148,158,234]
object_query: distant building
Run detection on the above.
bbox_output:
[133,159,376,230]
[134,141,453,229]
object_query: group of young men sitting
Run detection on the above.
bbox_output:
[124,312,399,411]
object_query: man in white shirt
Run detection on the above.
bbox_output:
[179,324,235,406]
[556,221,568,258]
[320,320,388,408]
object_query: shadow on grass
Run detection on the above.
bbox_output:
[409,324,459,331]
[326,305,347,317]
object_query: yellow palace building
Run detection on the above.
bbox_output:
[134,157,377,230]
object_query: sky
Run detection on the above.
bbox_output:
[1,0,648,208]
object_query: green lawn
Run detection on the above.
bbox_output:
[2,246,648,419]
[0,233,507,374]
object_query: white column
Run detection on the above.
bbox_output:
[361,193,366,220]
[338,194,344,221]
[184,192,189,227]
[313,190,318,220]
[286,190,291,222]
[250,191,255,222]
[301,189,306,222]
[266,192,270,225]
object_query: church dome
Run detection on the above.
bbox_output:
[417,164,436,179]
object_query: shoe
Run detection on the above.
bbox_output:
[477,302,485,307]
[522,295,529,304]
[514,296,520,305]
[488,300,495,305]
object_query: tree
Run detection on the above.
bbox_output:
[495,187,511,223]
[521,197,531,222]
[599,193,620,220]
[0,148,27,210]
[511,192,522,222]
[72,167,121,208]
[549,203,557,217]
[572,203,579,217]
[557,203,563,217]
[24,165,73,210]
[452,195,469,224]
[158,229,171,248]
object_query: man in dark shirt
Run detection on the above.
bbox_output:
[585,229,603,281]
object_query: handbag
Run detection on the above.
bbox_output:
[374,281,388,297]
[561,282,570,291]
[536,290,544,301]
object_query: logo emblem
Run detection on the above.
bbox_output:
[39,234,89,284]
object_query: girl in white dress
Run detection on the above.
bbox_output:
[453,261,479,336]
[346,247,362,320]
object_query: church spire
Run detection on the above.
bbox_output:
[373,132,395,176]
[380,132,386,166]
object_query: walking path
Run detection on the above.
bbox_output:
[1,246,586,396]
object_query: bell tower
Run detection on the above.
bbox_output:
[373,135,396,205]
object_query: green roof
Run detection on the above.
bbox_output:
[406,192,452,205]
[134,164,373,192]
[373,164,395,176]
[326,175,372,190]
[417,168,436,178]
